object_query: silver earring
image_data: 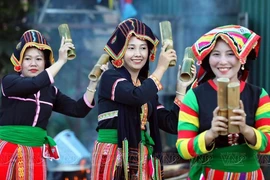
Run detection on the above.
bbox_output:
[241,64,245,70]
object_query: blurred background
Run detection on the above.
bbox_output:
[1,0,270,179]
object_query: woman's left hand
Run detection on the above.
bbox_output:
[177,64,196,88]
[230,100,256,145]
[100,62,109,72]
[229,100,249,134]
[98,62,109,81]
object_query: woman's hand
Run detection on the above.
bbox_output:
[156,43,177,73]
[177,64,196,88]
[97,62,109,82]
[100,62,109,72]
[151,43,177,82]
[58,37,75,63]
[229,100,256,145]
[207,106,228,139]
[229,100,249,134]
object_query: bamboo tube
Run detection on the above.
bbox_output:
[88,54,109,81]
[217,78,230,135]
[227,82,240,133]
[159,21,176,67]
[58,24,76,60]
[179,47,195,82]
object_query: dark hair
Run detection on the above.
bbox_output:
[43,50,52,68]
[138,40,153,80]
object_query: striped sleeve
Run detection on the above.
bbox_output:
[176,89,213,160]
[247,88,270,154]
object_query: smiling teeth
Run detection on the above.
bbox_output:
[219,67,230,70]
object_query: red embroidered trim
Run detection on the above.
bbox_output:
[149,75,163,91]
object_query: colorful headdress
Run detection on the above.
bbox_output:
[10,30,55,72]
[104,18,159,68]
[191,25,260,86]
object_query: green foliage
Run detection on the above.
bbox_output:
[0,0,30,76]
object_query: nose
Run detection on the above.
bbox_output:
[30,59,37,66]
[134,48,142,57]
[219,54,228,64]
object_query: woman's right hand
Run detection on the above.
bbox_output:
[208,106,228,139]
[58,36,75,64]
[156,43,177,73]
[151,43,177,82]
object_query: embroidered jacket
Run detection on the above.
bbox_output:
[0,70,94,129]
[97,67,180,154]
[176,80,270,159]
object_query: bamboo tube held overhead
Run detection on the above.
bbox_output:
[58,24,76,60]
[159,21,176,67]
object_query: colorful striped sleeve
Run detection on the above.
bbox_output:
[176,89,213,160]
[247,88,270,154]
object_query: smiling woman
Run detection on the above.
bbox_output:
[176,25,270,180]
[0,29,106,180]
[122,36,149,79]
[208,38,242,83]
[90,18,197,180]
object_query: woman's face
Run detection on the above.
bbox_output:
[209,39,241,82]
[21,47,46,77]
[123,36,149,74]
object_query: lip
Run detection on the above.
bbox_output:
[132,59,143,64]
[217,67,231,74]
[29,69,38,73]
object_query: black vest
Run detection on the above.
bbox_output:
[193,81,261,148]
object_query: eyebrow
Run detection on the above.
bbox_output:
[128,43,147,46]
[212,49,233,53]
[24,54,44,57]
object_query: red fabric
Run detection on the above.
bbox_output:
[205,167,264,179]
[0,140,46,180]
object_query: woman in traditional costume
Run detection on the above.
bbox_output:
[0,29,103,179]
[91,18,196,180]
[176,25,270,180]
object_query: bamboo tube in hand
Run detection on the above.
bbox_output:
[159,21,176,67]
[179,47,195,82]
[217,78,230,135]
[58,24,76,60]
[227,82,240,133]
[88,54,109,81]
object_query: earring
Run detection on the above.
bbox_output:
[241,64,245,70]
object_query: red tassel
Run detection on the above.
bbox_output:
[150,53,155,61]
[112,59,124,68]
[148,157,154,178]
[14,65,21,72]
